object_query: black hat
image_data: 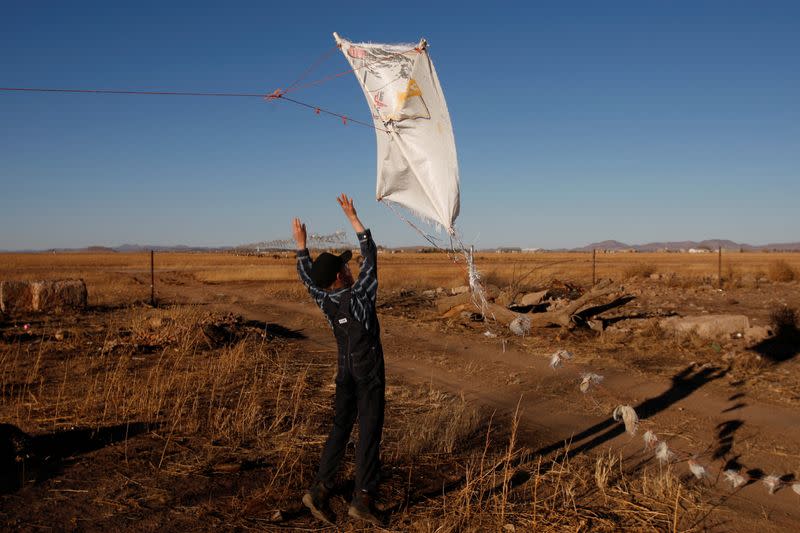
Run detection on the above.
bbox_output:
[310,250,353,288]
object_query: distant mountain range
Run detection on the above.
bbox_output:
[573,239,800,252]
[3,244,236,253]
[4,240,800,253]
[112,244,235,253]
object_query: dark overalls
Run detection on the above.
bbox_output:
[315,289,385,494]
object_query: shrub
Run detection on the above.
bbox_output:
[767,260,796,282]
[622,263,656,279]
[770,305,798,332]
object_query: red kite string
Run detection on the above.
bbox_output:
[0,45,421,133]
[0,86,388,132]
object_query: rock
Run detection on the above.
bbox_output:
[0,281,34,313]
[520,290,548,306]
[451,285,470,295]
[30,280,87,312]
[659,314,750,340]
[54,329,70,341]
[744,325,772,343]
[422,289,437,298]
[547,298,568,312]
[587,319,604,332]
[650,273,663,281]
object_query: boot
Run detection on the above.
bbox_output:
[348,490,384,527]
[302,482,336,526]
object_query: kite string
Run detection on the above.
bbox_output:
[382,201,492,318]
[383,200,445,250]
[0,87,266,97]
[278,94,388,132]
[284,45,340,91]
[281,45,420,96]
[0,86,388,133]
[0,44,421,132]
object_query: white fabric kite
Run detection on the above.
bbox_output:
[334,33,460,232]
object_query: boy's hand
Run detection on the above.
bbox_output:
[337,193,365,233]
[337,193,357,220]
[292,218,307,250]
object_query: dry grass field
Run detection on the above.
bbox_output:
[1,250,800,531]
[1,250,797,305]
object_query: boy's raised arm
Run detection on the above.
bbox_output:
[337,193,365,234]
[292,218,327,307]
[337,194,377,301]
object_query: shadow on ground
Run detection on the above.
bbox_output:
[381,364,728,516]
[750,322,800,363]
[531,364,728,459]
[0,421,153,494]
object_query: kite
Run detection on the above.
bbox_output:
[333,33,460,234]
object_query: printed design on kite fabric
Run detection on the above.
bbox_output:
[348,45,430,122]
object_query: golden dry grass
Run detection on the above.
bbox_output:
[0,303,715,530]
[3,250,798,305]
[2,249,791,529]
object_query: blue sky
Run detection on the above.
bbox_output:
[1,1,798,250]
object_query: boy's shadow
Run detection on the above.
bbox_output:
[386,363,729,517]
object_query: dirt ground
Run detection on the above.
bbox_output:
[1,252,800,531]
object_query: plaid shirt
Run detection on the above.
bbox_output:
[297,229,379,333]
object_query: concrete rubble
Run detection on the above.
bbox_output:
[0,280,87,313]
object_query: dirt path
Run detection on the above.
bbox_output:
[163,279,800,531]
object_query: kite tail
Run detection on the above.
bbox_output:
[383,200,490,319]
[451,232,490,318]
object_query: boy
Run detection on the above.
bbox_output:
[292,193,384,527]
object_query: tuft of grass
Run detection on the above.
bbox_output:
[394,389,482,458]
[770,305,798,332]
[767,260,796,282]
[621,263,656,280]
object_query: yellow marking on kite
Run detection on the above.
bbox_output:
[396,78,422,107]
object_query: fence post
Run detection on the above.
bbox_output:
[718,246,722,289]
[150,250,156,307]
[592,248,596,286]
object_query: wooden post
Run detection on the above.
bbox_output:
[150,250,156,307]
[592,248,597,286]
[718,246,722,289]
